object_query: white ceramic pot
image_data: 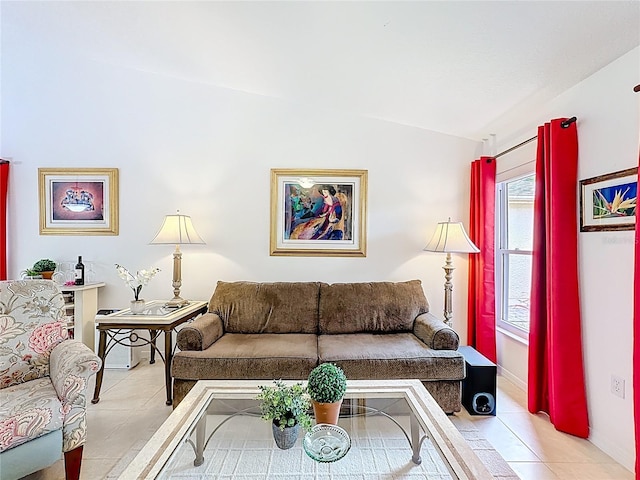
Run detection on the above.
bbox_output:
[130,299,146,315]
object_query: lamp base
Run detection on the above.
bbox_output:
[443,252,454,328]
[165,297,189,308]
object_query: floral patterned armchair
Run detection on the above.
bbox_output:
[0,280,101,480]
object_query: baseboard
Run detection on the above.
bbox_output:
[589,430,635,473]
[497,365,527,392]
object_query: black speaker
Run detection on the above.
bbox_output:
[459,346,497,416]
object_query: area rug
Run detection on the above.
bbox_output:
[107,415,519,479]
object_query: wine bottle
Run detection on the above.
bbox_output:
[75,256,85,285]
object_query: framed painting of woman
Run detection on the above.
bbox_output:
[270,169,368,256]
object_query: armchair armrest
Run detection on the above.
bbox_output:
[413,312,460,350]
[50,340,102,452]
[50,340,102,405]
[177,313,224,351]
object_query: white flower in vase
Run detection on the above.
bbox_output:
[115,264,161,302]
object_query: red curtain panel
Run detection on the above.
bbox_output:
[634,153,640,475]
[467,156,497,363]
[0,160,8,280]
[527,119,589,438]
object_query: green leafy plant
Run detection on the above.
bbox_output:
[306,363,347,404]
[257,380,312,431]
[32,259,57,273]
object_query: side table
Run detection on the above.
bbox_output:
[92,300,208,406]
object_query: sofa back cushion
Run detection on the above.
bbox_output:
[208,281,321,334]
[0,280,68,390]
[319,280,429,334]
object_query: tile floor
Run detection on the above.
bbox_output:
[22,359,634,479]
[455,379,633,480]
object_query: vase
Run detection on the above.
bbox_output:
[130,299,146,315]
[312,399,343,425]
[272,422,300,449]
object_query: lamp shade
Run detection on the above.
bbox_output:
[424,220,479,253]
[150,213,205,245]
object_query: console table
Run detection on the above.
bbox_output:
[92,300,207,406]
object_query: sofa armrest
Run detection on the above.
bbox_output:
[413,312,459,350]
[177,313,224,351]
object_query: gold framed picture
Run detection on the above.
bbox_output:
[270,169,367,257]
[38,168,119,235]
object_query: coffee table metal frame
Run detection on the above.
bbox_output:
[92,300,208,406]
[188,399,423,467]
[119,379,495,479]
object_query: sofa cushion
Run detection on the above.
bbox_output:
[208,282,321,334]
[0,377,64,452]
[319,280,429,334]
[172,333,318,380]
[318,333,464,381]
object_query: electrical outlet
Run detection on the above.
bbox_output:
[611,375,625,399]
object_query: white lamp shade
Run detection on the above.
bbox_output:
[424,220,479,253]
[150,214,205,245]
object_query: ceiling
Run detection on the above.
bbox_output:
[4,1,640,140]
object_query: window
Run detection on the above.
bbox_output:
[496,173,535,337]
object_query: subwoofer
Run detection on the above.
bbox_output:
[459,346,497,416]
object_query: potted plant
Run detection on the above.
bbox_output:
[306,363,347,425]
[32,259,57,279]
[21,268,41,279]
[257,380,312,449]
[115,264,161,314]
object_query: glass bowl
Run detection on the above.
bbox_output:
[303,423,351,462]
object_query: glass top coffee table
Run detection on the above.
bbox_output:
[118,380,494,479]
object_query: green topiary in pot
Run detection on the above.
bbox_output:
[32,259,57,273]
[307,363,347,404]
[31,259,57,279]
[257,380,313,431]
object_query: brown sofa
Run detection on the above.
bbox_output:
[171,280,465,412]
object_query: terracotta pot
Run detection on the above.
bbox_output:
[41,271,54,279]
[312,399,343,425]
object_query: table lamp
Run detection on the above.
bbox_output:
[150,211,205,307]
[424,218,479,327]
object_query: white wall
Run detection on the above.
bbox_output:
[10,3,636,470]
[1,11,480,345]
[493,47,639,471]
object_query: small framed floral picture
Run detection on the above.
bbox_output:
[270,169,368,256]
[579,167,637,232]
[38,168,119,235]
